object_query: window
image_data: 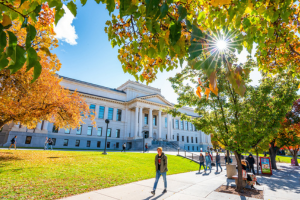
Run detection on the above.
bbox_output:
[185,121,188,130]
[187,136,189,143]
[191,137,194,143]
[107,142,110,148]
[189,123,193,131]
[116,129,120,138]
[98,106,105,119]
[173,135,174,140]
[153,115,157,126]
[116,142,119,148]
[107,128,111,137]
[89,104,96,116]
[87,140,91,147]
[64,129,70,134]
[25,136,32,144]
[182,136,184,141]
[175,120,179,129]
[196,137,198,143]
[180,120,184,130]
[108,108,114,120]
[87,126,93,136]
[166,134,167,139]
[75,140,80,147]
[97,141,101,148]
[144,114,148,125]
[165,117,167,127]
[188,146,190,150]
[177,134,179,141]
[63,139,69,146]
[197,147,199,151]
[76,125,82,135]
[192,146,194,151]
[52,138,56,146]
[97,127,102,136]
[52,125,58,133]
[116,109,122,121]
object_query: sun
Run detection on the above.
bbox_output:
[216,40,227,51]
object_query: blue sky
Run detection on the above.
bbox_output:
[53,1,261,104]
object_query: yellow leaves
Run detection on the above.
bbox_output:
[298,84,300,89]
[196,86,202,98]
[209,83,218,96]
[1,14,12,27]
[211,0,231,7]
[204,87,210,100]
[245,0,254,14]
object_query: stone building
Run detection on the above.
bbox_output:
[0,76,212,151]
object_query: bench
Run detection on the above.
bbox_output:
[232,175,248,187]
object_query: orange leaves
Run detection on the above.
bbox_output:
[204,87,210,99]
[196,86,201,98]
[196,77,218,100]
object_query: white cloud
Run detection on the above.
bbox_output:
[54,5,78,45]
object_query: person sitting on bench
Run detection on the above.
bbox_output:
[241,160,261,189]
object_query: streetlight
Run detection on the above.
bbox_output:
[142,131,146,153]
[103,119,109,155]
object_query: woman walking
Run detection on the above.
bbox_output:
[205,152,212,174]
[199,153,205,173]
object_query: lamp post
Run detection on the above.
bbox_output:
[142,131,145,153]
[103,119,110,155]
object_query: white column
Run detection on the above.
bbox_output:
[113,108,117,121]
[95,105,99,119]
[149,108,153,138]
[170,117,174,141]
[139,107,143,137]
[135,107,138,137]
[42,121,49,131]
[158,110,162,140]
[167,114,171,140]
[104,106,109,119]
[36,123,42,130]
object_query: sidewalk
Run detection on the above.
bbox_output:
[61,163,300,200]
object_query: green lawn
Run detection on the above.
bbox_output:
[255,154,300,163]
[0,150,199,200]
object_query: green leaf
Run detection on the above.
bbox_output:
[120,0,137,17]
[40,47,51,56]
[160,3,168,19]
[0,30,7,52]
[169,21,181,45]
[148,47,156,58]
[189,26,203,60]
[7,45,26,74]
[26,47,38,71]
[106,0,116,15]
[21,17,28,28]
[31,61,42,82]
[167,0,173,3]
[55,7,65,25]
[6,31,17,61]
[178,5,187,22]
[81,0,88,6]
[0,53,8,69]
[179,58,184,67]
[67,1,77,17]
[95,0,103,3]
[26,24,36,50]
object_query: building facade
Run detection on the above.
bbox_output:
[0,76,212,151]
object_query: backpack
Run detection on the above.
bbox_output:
[11,138,15,143]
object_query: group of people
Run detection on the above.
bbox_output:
[44,137,53,150]
[198,152,223,174]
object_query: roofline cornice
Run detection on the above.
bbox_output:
[117,80,161,92]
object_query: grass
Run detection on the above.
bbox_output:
[0,150,199,200]
[253,154,300,163]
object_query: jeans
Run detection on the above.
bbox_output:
[249,165,255,174]
[44,143,48,150]
[216,162,222,171]
[199,162,205,171]
[153,170,167,191]
[48,145,53,150]
[205,163,212,172]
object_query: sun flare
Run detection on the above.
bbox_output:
[216,40,227,51]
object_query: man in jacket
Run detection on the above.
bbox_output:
[216,152,222,172]
[205,152,212,174]
[151,147,167,195]
[199,153,205,173]
[246,154,256,174]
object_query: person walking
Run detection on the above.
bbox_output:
[151,147,168,195]
[246,154,256,174]
[121,143,126,152]
[216,152,222,172]
[205,152,212,174]
[48,138,53,150]
[199,153,205,173]
[145,143,148,152]
[8,136,17,150]
[44,137,48,150]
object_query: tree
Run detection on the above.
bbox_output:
[167,56,299,191]
[0,4,94,130]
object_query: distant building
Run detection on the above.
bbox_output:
[0,76,212,151]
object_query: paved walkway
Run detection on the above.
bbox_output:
[61,163,300,200]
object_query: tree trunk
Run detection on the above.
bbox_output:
[255,149,259,174]
[269,142,278,170]
[290,149,299,166]
[234,151,243,192]
[227,150,230,164]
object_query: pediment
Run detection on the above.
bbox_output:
[138,94,173,106]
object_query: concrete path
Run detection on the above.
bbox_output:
[61,163,300,200]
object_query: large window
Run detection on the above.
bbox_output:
[63,139,69,146]
[116,109,122,121]
[97,127,102,136]
[107,128,112,137]
[108,108,114,120]
[87,126,93,136]
[97,141,101,148]
[177,134,179,141]
[180,120,184,130]
[116,142,119,148]
[64,129,70,134]
[116,129,120,138]
[185,121,188,130]
[144,114,148,125]
[153,115,157,126]
[52,138,56,146]
[75,140,80,147]
[107,142,110,148]
[189,123,193,131]
[89,104,96,116]
[191,137,194,143]
[182,136,184,141]
[192,146,194,151]
[165,117,167,127]
[87,141,91,147]
[25,136,32,144]
[175,120,179,129]
[196,137,198,143]
[52,125,58,133]
[173,135,174,140]
[98,106,105,119]
[188,146,190,150]
[76,125,82,135]
[187,136,189,143]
